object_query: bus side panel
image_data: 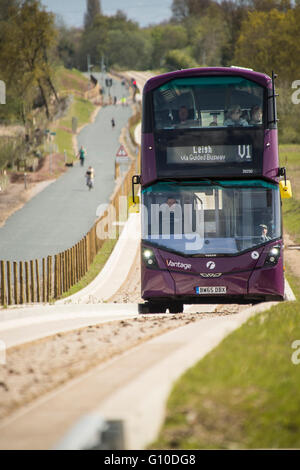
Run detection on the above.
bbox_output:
[248,257,285,298]
[141,134,156,185]
[141,265,175,300]
[263,129,279,181]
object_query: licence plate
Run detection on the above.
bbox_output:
[196,286,227,295]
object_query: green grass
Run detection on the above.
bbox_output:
[279,144,300,168]
[51,67,96,163]
[59,238,118,300]
[279,144,300,241]
[55,128,74,163]
[151,272,300,450]
[60,97,95,130]
[54,96,95,163]
[55,66,90,95]
[282,198,300,243]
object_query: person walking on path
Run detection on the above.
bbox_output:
[78,146,87,167]
[111,118,115,129]
[85,166,95,190]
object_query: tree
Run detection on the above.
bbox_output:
[234,8,299,80]
[84,0,102,29]
[150,24,188,68]
[164,48,197,71]
[171,0,190,20]
[171,0,215,19]
[0,0,58,123]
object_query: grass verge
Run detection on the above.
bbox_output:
[52,68,96,163]
[280,144,300,242]
[151,271,300,449]
[58,238,118,300]
[54,96,96,163]
[150,144,300,451]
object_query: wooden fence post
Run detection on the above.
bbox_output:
[83,237,89,274]
[71,247,75,287]
[86,233,90,269]
[42,258,46,303]
[54,255,58,299]
[64,251,67,292]
[25,261,30,303]
[19,261,24,304]
[30,260,35,303]
[47,256,50,302]
[0,261,6,306]
[13,262,18,305]
[6,261,12,306]
[80,239,84,277]
[36,260,40,303]
[58,254,62,298]
[61,253,64,295]
[65,250,70,292]
[47,256,53,302]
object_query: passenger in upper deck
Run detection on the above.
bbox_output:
[178,105,189,125]
[249,106,263,126]
[175,105,196,128]
[209,114,218,127]
[224,105,249,127]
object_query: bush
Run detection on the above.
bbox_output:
[164,49,198,71]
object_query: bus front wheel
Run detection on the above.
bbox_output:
[168,302,184,314]
[138,302,167,314]
[138,301,184,314]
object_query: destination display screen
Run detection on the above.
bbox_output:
[167,145,253,165]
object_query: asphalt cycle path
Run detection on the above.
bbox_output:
[0,75,132,261]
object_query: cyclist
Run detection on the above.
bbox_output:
[85,166,95,190]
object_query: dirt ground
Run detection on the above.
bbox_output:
[284,232,300,279]
[109,247,143,304]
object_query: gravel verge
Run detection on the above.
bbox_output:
[0,307,244,422]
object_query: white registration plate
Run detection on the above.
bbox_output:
[196,286,227,295]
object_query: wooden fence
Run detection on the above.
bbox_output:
[0,157,137,307]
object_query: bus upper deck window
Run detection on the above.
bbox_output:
[153,76,264,130]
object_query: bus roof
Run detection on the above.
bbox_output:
[143,67,272,94]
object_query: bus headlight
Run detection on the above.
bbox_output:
[264,245,281,267]
[142,247,158,269]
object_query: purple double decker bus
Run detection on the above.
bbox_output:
[134,67,289,314]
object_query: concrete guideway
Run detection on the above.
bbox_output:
[0,301,285,451]
[0,304,138,349]
[56,213,141,304]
